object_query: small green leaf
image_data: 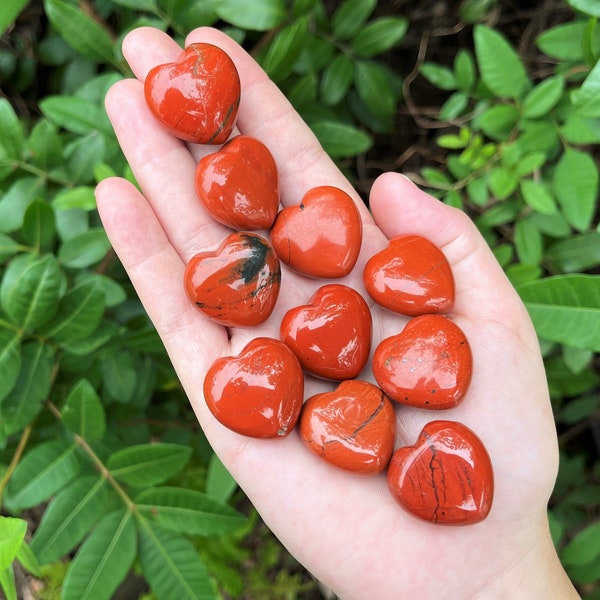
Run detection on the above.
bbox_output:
[214,0,285,31]
[62,510,137,600]
[0,177,46,234]
[65,133,107,184]
[21,200,56,250]
[331,0,377,40]
[474,24,529,99]
[562,346,594,375]
[62,379,106,440]
[537,22,587,60]
[571,59,600,118]
[520,179,557,215]
[546,232,600,273]
[355,61,396,117]
[515,152,547,177]
[440,92,469,120]
[261,17,308,81]
[561,520,600,567]
[477,104,519,140]
[420,62,456,90]
[522,76,564,118]
[53,186,97,211]
[320,53,355,106]
[517,274,600,350]
[0,98,24,159]
[108,443,192,488]
[454,49,476,92]
[488,165,517,199]
[0,0,30,37]
[40,95,107,136]
[206,453,238,503]
[514,218,542,265]
[58,227,110,268]
[27,119,63,170]
[567,0,600,17]
[310,120,372,157]
[351,16,408,58]
[0,517,26,572]
[101,350,137,404]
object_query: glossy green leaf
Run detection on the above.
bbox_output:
[139,521,216,600]
[0,0,30,37]
[206,453,238,503]
[62,510,137,600]
[351,17,408,58]
[261,17,308,81]
[40,95,108,136]
[21,200,56,250]
[0,98,24,159]
[30,476,109,564]
[331,0,376,40]
[0,177,46,234]
[0,517,26,572]
[522,76,564,118]
[136,487,244,536]
[310,120,372,157]
[571,59,600,118]
[108,443,192,487]
[474,24,529,98]
[537,22,586,60]
[355,61,397,117]
[553,148,598,231]
[0,328,20,404]
[44,0,116,64]
[320,53,354,106]
[58,227,111,268]
[0,253,62,330]
[517,275,600,350]
[0,341,54,435]
[520,179,557,215]
[546,232,600,273]
[420,62,456,90]
[62,379,106,440]
[4,440,80,511]
[214,0,285,31]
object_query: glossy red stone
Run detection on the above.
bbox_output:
[299,380,396,474]
[280,284,372,380]
[372,314,472,409]
[184,232,280,327]
[270,186,362,278]
[195,135,279,230]
[204,337,304,438]
[387,420,494,525]
[363,234,454,316]
[144,43,240,144]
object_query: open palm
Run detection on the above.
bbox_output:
[96,26,578,600]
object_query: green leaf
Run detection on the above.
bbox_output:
[553,148,598,231]
[0,234,20,262]
[474,24,529,99]
[561,521,600,567]
[477,104,519,140]
[214,0,285,31]
[454,49,476,92]
[568,0,600,17]
[355,61,397,118]
[4,440,80,511]
[439,92,469,120]
[0,98,24,159]
[0,253,62,330]
[62,510,137,600]
[27,118,63,170]
[562,345,594,375]
[58,227,110,268]
[517,275,600,350]
[30,476,109,564]
[0,177,46,234]
[320,53,355,106]
[0,517,26,572]
[0,328,21,405]
[44,0,116,64]
[136,486,245,536]
[21,200,56,250]
[522,76,564,118]
[139,521,216,600]
[101,350,137,403]
[107,443,192,488]
[206,453,237,503]
[571,59,600,118]
[331,0,377,40]
[261,17,308,81]
[0,0,30,37]
[546,232,600,273]
[520,179,557,215]
[514,218,542,265]
[65,133,107,184]
[15,542,41,578]
[515,152,547,177]
[350,16,408,58]
[112,0,157,10]
[62,379,106,440]
[40,95,108,136]
[420,62,456,90]
[310,120,372,157]
[488,166,517,199]
[0,565,16,600]
[53,186,97,211]
[0,341,54,435]
[537,22,587,60]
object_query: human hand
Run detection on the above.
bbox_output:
[96,26,579,599]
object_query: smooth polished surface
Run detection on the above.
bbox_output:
[195,135,279,230]
[184,232,280,327]
[363,234,454,316]
[144,42,240,144]
[280,284,372,380]
[299,380,396,473]
[270,186,362,278]
[372,314,472,409]
[387,420,494,525]
[204,337,304,438]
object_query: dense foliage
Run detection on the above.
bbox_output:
[0,0,598,599]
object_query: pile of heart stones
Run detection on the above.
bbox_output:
[144,42,494,525]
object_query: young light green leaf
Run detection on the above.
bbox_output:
[139,520,216,600]
[546,232,600,273]
[0,565,16,600]
[0,98,24,159]
[107,443,192,487]
[355,61,397,118]
[261,17,308,82]
[214,0,285,31]
[206,453,238,503]
[320,53,355,106]
[15,541,41,577]
[331,0,377,40]
[58,228,111,268]
[62,379,106,440]
[420,62,456,90]
[474,24,529,99]
[536,22,586,60]
[522,75,564,118]
[62,509,137,600]
[53,186,97,211]
[351,16,408,58]
[0,517,26,572]
[514,218,542,265]
[310,120,372,157]
[4,440,80,511]
[136,487,245,536]
[440,92,469,120]
[488,165,517,199]
[517,275,600,350]
[567,0,600,17]
[454,49,476,92]
[571,59,600,118]
[44,0,116,64]
[21,200,56,250]
[0,0,30,37]
[0,328,21,405]
[0,176,46,234]
[553,148,598,231]
[0,253,62,331]
[520,179,557,215]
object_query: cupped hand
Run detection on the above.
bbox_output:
[96,26,578,600]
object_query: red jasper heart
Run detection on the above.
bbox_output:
[144,42,240,144]
[204,337,304,438]
[195,135,279,230]
[270,186,362,278]
[363,234,454,316]
[299,380,396,474]
[387,420,494,525]
[184,232,280,327]
[280,284,372,380]
[372,314,472,409]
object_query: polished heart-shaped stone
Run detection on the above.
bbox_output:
[387,420,494,525]
[299,380,396,474]
[372,314,472,409]
[204,337,304,438]
[280,284,372,380]
[270,186,362,278]
[184,232,280,327]
[195,135,279,230]
[363,234,454,316]
[144,43,240,144]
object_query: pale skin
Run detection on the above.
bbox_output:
[96,26,580,600]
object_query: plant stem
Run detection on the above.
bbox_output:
[0,424,32,505]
